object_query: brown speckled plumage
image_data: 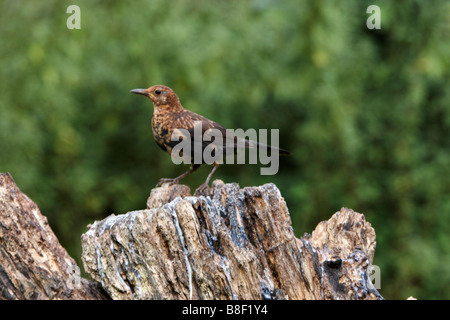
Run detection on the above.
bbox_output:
[130,85,289,195]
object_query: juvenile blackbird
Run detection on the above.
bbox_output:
[131,85,289,195]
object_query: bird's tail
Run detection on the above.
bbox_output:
[223,133,290,156]
[245,139,290,156]
[257,141,290,155]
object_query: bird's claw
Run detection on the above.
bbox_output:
[156,178,179,188]
[194,183,210,197]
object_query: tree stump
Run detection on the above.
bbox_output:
[0,173,107,299]
[81,180,383,300]
[0,172,382,300]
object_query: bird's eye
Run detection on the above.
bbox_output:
[155,89,162,95]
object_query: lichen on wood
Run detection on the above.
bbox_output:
[81,180,383,300]
[0,171,382,300]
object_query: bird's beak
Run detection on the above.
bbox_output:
[130,88,150,97]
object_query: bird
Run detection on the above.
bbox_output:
[130,85,289,195]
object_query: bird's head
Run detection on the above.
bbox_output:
[130,85,181,108]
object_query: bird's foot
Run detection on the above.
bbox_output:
[194,183,210,197]
[156,178,179,188]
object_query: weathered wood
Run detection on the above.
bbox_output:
[81,179,383,300]
[0,171,382,300]
[0,173,107,300]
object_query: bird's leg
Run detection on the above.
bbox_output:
[156,164,201,187]
[194,162,220,196]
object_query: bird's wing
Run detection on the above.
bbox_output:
[171,110,290,161]
[173,110,231,144]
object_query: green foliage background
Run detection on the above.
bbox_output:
[1,0,449,299]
